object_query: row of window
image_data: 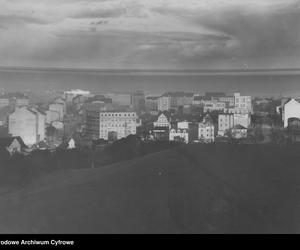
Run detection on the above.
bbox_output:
[100,113,136,117]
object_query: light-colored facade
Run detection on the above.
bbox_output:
[169,128,189,143]
[158,96,172,111]
[153,113,171,128]
[99,112,138,140]
[198,121,215,142]
[177,121,190,130]
[46,110,61,125]
[203,100,226,113]
[233,113,251,128]
[282,99,300,127]
[218,113,234,136]
[8,107,45,145]
[0,97,9,109]
[234,92,252,114]
[230,125,248,139]
[49,103,64,121]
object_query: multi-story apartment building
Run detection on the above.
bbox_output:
[218,113,234,136]
[99,112,138,140]
[198,120,215,143]
[85,109,139,141]
[233,113,251,128]
[49,103,64,121]
[158,96,172,111]
[234,92,252,114]
[203,100,226,113]
[8,106,45,145]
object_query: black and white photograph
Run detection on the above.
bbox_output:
[0,0,300,238]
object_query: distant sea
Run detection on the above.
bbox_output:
[1,68,300,97]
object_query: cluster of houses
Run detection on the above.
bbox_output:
[150,111,250,144]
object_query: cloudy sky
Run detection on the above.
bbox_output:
[0,0,300,70]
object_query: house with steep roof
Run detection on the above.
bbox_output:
[0,136,27,155]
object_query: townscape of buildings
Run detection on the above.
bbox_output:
[1,88,300,155]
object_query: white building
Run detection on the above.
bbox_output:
[153,112,171,128]
[203,100,226,113]
[169,128,189,143]
[218,113,234,136]
[49,103,64,121]
[282,98,300,127]
[218,113,251,136]
[158,96,172,111]
[8,107,45,145]
[234,92,252,114]
[198,121,215,143]
[177,121,190,130]
[234,113,251,128]
[99,111,138,140]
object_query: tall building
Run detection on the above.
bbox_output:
[64,89,91,103]
[234,92,252,114]
[86,109,139,140]
[158,96,172,111]
[198,120,215,143]
[203,100,226,113]
[8,106,45,145]
[218,113,234,136]
[99,112,138,140]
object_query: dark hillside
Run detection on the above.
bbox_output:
[0,144,299,233]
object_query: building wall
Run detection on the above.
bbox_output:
[233,113,251,128]
[158,96,171,111]
[169,129,189,143]
[9,107,37,145]
[218,114,234,136]
[283,99,300,127]
[234,93,252,114]
[153,114,171,128]
[203,101,226,113]
[198,123,215,142]
[49,103,64,120]
[99,112,138,140]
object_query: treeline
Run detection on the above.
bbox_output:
[0,135,181,189]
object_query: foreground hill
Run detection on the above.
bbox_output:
[0,144,300,233]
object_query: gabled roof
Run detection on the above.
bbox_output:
[0,136,27,148]
[232,124,247,130]
[157,111,171,119]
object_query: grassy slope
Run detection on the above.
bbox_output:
[0,144,300,233]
